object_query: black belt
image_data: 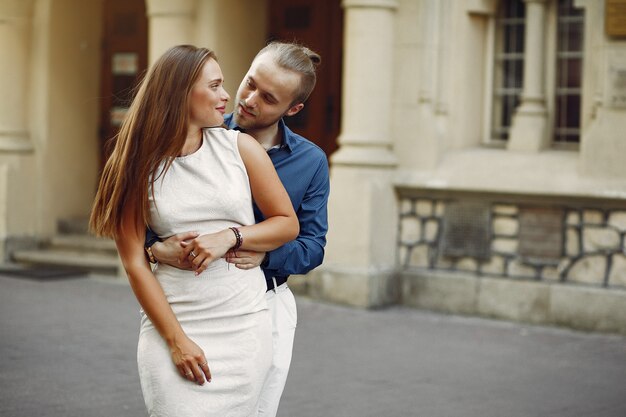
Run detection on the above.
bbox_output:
[266,276,288,292]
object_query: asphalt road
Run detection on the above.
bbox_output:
[1,273,625,417]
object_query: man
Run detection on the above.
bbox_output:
[145,41,329,417]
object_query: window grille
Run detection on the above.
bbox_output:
[491,0,525,141]
[554,0,584,144]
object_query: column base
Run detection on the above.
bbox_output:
[331,143,397,168]
[312,162,399,308]
[507,104,549,151]
[0,131,33,153]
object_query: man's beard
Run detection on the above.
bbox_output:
[234,100,283,130]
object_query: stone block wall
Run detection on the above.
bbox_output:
[397,189,626,289]
[395,188,626,334]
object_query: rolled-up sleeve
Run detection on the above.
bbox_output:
[264,155,329,277]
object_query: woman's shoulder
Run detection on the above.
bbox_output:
[202,126,237,140]
[202,126,240,148]
[201,127,243,159]
[235,132,264,154]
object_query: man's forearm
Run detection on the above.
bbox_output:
[263,238,325,276]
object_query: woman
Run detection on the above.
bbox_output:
[90,45,299,416]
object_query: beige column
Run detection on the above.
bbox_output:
[0,0,35,152]
[331,0,397,167]
[415,0,441,168]
[310,0,399,308]
[508,0,549,151]
[146,0,197,65]
[578,0,626,177]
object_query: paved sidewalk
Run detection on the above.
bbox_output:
[1,274,625,417]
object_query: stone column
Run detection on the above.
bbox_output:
[413,0,440,169]
[508,0,549,151]
[309,0,399,308]
[331,0,397,167]
[145,0,197,65]
[578,0,626,177]
[0,0,35,152]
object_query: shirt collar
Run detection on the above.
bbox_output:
[224,114,296,153]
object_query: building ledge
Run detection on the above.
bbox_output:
[394,147,626,201]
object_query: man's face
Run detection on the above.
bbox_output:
[233,52,304,130]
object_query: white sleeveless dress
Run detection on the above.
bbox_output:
[139,127,271,417]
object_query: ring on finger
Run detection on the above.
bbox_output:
[185,371,193,376]
[199,362,207,367]
[190,251,197,258]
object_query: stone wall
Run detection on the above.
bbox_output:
[398,189,626,288]
[396,187,626,334]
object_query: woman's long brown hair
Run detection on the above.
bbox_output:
[90,45,216,238]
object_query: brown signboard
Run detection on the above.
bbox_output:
[518,207,564,260]
[606,0,626,37]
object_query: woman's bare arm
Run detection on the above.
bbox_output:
[115,200,211,385]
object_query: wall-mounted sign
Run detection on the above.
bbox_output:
[440,201,491,260]
[606,51,626,109]
[110,106,129,126]
[606,0,626,37]
[112,52,138,75]
[518,207,564,260]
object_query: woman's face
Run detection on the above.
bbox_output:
[188,58,230,129]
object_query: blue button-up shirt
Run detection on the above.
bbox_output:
[224,114,330,286]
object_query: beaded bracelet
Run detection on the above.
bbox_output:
[145,246,157,264]
[229,227,243,251]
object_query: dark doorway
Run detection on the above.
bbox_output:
[99,0,148,168]
[269,0,343,158]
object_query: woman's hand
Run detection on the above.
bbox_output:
[114,197,210,385]
[169,334,211,385]
[180,229,236,275]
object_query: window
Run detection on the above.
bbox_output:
[491,0,525,142]
[488,0,584,145]
[554,0,584,144]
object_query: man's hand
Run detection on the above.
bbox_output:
[151,231,199,270]
[224,250,266,270]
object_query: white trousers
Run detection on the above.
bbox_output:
[257,283,297,417]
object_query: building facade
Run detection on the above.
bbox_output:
[1,0,626,333]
